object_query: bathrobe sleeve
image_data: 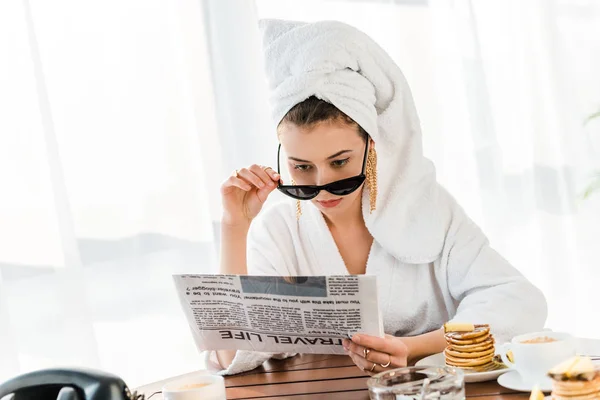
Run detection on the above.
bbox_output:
[443,203,548,343]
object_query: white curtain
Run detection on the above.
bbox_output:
[1,0,599,388]
[0,0,271,387]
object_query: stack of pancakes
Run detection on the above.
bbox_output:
[444,324,497,372]
[548,356,600,400]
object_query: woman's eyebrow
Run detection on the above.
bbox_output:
[288,150,353,163]
[288,156,311,162]
[288,149,353,163]
[327,149,353,159]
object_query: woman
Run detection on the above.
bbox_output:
[213,19,547,375]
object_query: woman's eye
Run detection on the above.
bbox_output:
[294,164,312,171]
[332,158,350,168]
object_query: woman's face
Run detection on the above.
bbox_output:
[279,120,367,218]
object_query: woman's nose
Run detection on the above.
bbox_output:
[315,169,336,186]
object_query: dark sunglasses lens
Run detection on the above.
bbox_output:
[280,186,319,199]
[326,177,364,195]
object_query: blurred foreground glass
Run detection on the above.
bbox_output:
[367,366,465,400]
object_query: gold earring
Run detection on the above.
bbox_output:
[366,145,377,213]
[291,179,302,220]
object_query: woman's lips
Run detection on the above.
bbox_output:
[317,199,342,208]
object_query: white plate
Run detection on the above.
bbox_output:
[415,352,509,383]
[497,370,553,393]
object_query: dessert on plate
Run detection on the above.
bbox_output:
[443,322,505,372]
[547,356,600,399]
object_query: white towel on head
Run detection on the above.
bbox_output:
[260,19,449,264]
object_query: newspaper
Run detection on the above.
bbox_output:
[173,274,383,354]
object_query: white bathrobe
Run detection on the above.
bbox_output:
[209,197,547,375]
[208,19,547,375]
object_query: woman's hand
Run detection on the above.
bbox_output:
[221,164,280,225]
[342,334,409,375]
[217,164,279,369]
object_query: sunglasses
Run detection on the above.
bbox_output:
[276,141,369,200]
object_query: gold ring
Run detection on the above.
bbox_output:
[379,355,391,368]
[363,348,371,360]
[234,169,240,178]
[369,362,377,372]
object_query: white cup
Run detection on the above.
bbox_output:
[499,331,576,384]
[162,375,226,400]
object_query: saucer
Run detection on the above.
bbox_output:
[497,370,553,393]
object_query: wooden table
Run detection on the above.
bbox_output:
[137,354,527,399]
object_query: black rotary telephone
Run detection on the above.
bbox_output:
[0,368,146,400]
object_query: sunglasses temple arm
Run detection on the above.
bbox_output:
[277,144,282,177]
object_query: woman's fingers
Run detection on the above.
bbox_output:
[347,350,369,371]
[255,179,278,203]
[261,165,281,183]
[222,165,280,193]
[249,164,278,188]
[343,335,408,374]
[351,334,407,358]
[234,165,280,191]
[236,167,267,189]
[220,164,281,224]
[347,351,384,375]
[221,175,252,194]
[244,165,280,203]
[343,339,391,365]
